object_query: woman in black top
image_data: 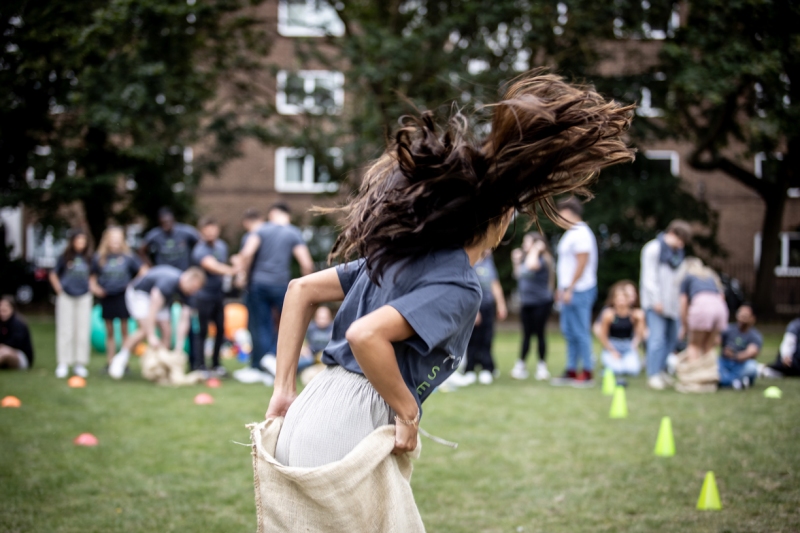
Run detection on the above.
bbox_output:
[0,296,34,369]
[597,282,645,376]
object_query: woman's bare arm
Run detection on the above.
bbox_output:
[266,268,346,417]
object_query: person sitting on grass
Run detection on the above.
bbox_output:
[263,305,336,384]
[108,265,206,379]
[718,304,762,390]
[0,296,34,370]
[761,316,800,378]
[597,282,645,380]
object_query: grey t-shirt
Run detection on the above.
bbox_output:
[143,223,200,271]
[55,254,91,296]
[474,256,498,306]
[321,249,482,412]
[306,322,333,354]
[192,239,229,299]
[133,265,186,304]
[680,275,720,302]
[91,253,142,296]
[250,223,305,287]
[720,324,763,359]
[518,256,553,306]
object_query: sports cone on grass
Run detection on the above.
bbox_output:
[602,368,616,396]
[609,386,628,419]
[654,416,675,457]
[696,471,722,510]
[67,376,86,388]
[764,386,782,399]
[194,393,214,405]
[73,433,99,446]
[1,396,21,408]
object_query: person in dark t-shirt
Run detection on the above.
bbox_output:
[49,229,93,379]
[191,217,237,374]
[255,72,635,526]
[140,208,200,272]
[234,203,314,384]
[108,265,206,379]
[718,304,762,389]
[90,226,145,368]
[0,296,34,370]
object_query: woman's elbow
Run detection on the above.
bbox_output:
[345,320,375,349]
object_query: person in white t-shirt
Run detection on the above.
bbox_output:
[552,197,598,386]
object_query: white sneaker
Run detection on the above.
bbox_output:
[647,374,667,390]
[510,361,529,380]
[108,352,129,380]
[462,371,477,385]
[478,370,494,385]
[666,353,679,375]
[55,364,69,379]
[444,372,474,387]
[260,354,277,376]
[73,365,89,378]
[233,367,268,384]
[535,361,551,381]
[659,371,675,386]
[758,363,784,379]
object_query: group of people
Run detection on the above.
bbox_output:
[23,202,330,386]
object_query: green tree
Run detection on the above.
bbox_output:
[653,0,800,314]
[281,0,719,299]
[0,0,267,244]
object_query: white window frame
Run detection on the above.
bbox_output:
[274,147,341,194]
[636,87,665,118]
[755,152,799,198]
[644,149,680,176]
[277,0,345,37]
[754,232,800,278]
[276,70,345,115]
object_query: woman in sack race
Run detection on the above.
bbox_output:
[262,71,635,518]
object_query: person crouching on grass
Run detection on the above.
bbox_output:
[261,71,635,520]
[108,265,206,379]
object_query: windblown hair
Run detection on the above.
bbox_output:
[323,71,635,283]
[96,227,131,267]
[683,257,724,293]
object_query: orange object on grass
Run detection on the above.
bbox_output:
[134,342,147,356]
[1,395,21,408]
[73,433,99,446]
[224,303,248,340]
[67,376,86,388]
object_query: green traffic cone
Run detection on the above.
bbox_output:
[609,386,628,419]
[602,368,616,396]
[654,416,675,457]
[696,471,722,510]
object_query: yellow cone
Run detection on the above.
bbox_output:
[764,386,782,399]
[609,386,628,418]
[602,368,616,396]
[696,471,722,510]
[654,416,675,457]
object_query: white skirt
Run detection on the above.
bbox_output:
[275,365,396,468]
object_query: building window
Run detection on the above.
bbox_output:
[276,70,344,115]
[614,1,680,40]
[643,149,680,176]
[277,0,345,37]
[754,232,800,277]
[275,147,341,193]
[754,153,800,198]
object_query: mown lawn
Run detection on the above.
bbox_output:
[1,317,798,533]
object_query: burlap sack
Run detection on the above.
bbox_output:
[675,348,718,393]
[249,417,425,533]
[140,348,205,386]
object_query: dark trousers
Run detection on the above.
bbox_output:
[768,354,800,377]
[192,296,225,370]
[466,302,495,373]
[520,302,552,362]
[248,283,287,368]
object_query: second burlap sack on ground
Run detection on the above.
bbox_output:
[675,348,719,393]
[141,347,205,386]
[249,417,425,533]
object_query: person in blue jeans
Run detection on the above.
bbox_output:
[718,304,762,389]
[235,203,314,384]
[639,220,692,390]
[552,197,598,387]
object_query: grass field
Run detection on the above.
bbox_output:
[1,317,799,533]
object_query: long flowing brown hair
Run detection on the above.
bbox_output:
[322,70,635,283]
